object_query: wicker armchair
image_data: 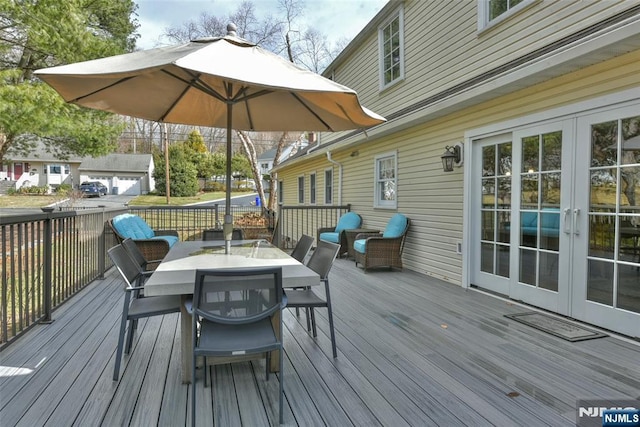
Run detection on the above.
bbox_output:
[317,212,362,256]
[107,214,179,261]
[353,214,410,272]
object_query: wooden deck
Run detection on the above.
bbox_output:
[1,258,639,426]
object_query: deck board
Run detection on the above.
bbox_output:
[1,258,639,426]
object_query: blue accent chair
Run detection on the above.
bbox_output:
[108,213,179,261]
[353,213,410,272]
[317,212,362,256]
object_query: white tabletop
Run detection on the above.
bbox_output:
[144,240,319,296]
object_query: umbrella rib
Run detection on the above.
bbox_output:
[162,69,228,103]
[290,92,333,131]
[69,76,137,103]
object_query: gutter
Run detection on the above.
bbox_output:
[326,151,342,205]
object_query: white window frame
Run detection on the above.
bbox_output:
[324,168,333,205]
[297,175,305,204]
[309,172,316,205]
[378,5,404,91]
[477,0,536,32]
[374,151,397,209]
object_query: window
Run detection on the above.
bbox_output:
[309,173,316,204]
[298,176,305,204]
[378,7,404,89]
[374,151,397,209]
[324,168,333,205]
[278,180,283,205]
[478,0,533,30]
[49,165,61,174]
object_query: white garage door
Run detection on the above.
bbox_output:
[116,177,141,195]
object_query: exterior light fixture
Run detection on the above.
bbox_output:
[441,142,463,172]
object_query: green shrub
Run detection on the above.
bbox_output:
[203,182,226,192]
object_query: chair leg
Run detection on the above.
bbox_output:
[279,346,284,424]
[310,308,317,337]
[305,308,311,331]
[265,351,270,381]
[192,351,197,427]
[124,319,135,354]
[113,295,131,381]
[327,304,337,358]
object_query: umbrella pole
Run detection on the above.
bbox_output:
[224,98,233,254]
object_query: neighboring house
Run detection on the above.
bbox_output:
[2,146,154,195]
[78,153,155,195]
[258,141,309,176]
[273,0,640,338]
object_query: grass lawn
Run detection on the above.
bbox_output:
[0,191,252,208]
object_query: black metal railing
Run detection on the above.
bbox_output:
[273,204,351,249]
[0,204,343,349]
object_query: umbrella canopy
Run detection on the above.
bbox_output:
[35,24,385,250]
[34,27,385,131]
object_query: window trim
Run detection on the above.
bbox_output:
[378,5,404,91]
[309,172,316,205]
[297,175,305,204]
[477,0,536,33]
[324,168,333,205]
[373,151,398,209]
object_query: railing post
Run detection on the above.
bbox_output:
[98,206,106,279]
[42,211,53,323]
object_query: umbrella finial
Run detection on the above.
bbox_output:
[227,23,237,37]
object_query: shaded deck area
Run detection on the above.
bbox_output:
[2,258,639,426]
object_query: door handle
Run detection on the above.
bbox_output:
[563,208,571,234]
[573,208,580,235]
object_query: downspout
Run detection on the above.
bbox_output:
[326,151,342,205]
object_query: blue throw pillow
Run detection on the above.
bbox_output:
[383,214,408,238]
[335,212,361,233]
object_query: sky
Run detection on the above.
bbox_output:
[134,0,389,49]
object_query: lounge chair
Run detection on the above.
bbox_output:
[108,213,179,261]
[353,213,410,272]
[317,212,362,256]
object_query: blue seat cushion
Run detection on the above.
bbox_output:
[112,214,157,240]
[383,214,408,238]
[353,238,367,254]
[319,231,340,244]
[153,235,179,247]
[334,212,361,233]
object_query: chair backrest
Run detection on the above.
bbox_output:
[334,212,362,233]
[121,238,148,268]
[111,214,155,239]
[306,240,340,280]
[202,228,244,240]
[290,234,314,263]
[108,244,141,289]
[193,267,283,325]
[383,214,409,238]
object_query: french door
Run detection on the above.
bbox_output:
[471,104,640,337]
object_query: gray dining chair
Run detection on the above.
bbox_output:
[289,234,315,323]
[121,237,162,272]
[285,240,341,358]
[202,228,244,240]
[108,244,181,381]
[191,266,285,426]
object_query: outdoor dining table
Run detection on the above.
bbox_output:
[143,239,320,383]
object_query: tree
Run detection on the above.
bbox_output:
[153,143,199,197]
[0,0,139,163]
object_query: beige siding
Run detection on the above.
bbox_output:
[278,51,640,284]
[328,0,638,123]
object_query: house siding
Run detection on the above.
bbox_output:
[278,50,640,284]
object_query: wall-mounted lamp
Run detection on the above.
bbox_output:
[441,142,464,172]
[350,150,359,157]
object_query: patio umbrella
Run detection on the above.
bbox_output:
[35,24,385,252]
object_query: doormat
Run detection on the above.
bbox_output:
[504,312,608,342]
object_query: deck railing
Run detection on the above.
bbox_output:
[1,204,346,348]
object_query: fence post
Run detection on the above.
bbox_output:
[98,206,106,279]
[42,211,53,323]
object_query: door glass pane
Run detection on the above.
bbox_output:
[496,244,510,277]
[587,259,613,305]
[539,251,558,291]
[482,178,495,208]
[617,264,640,313]
[542,131,562,171]
[618,215,640,263]
[481,242,494,273]
[541,173,560,207]
[521,174,538,210]
[589,215,615,260]
[498,142,512,176]
[519,248,536,286]
[591,120,617,168]
[483,146,496,176]
[522,136,539,173]
[482,211,495,241]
